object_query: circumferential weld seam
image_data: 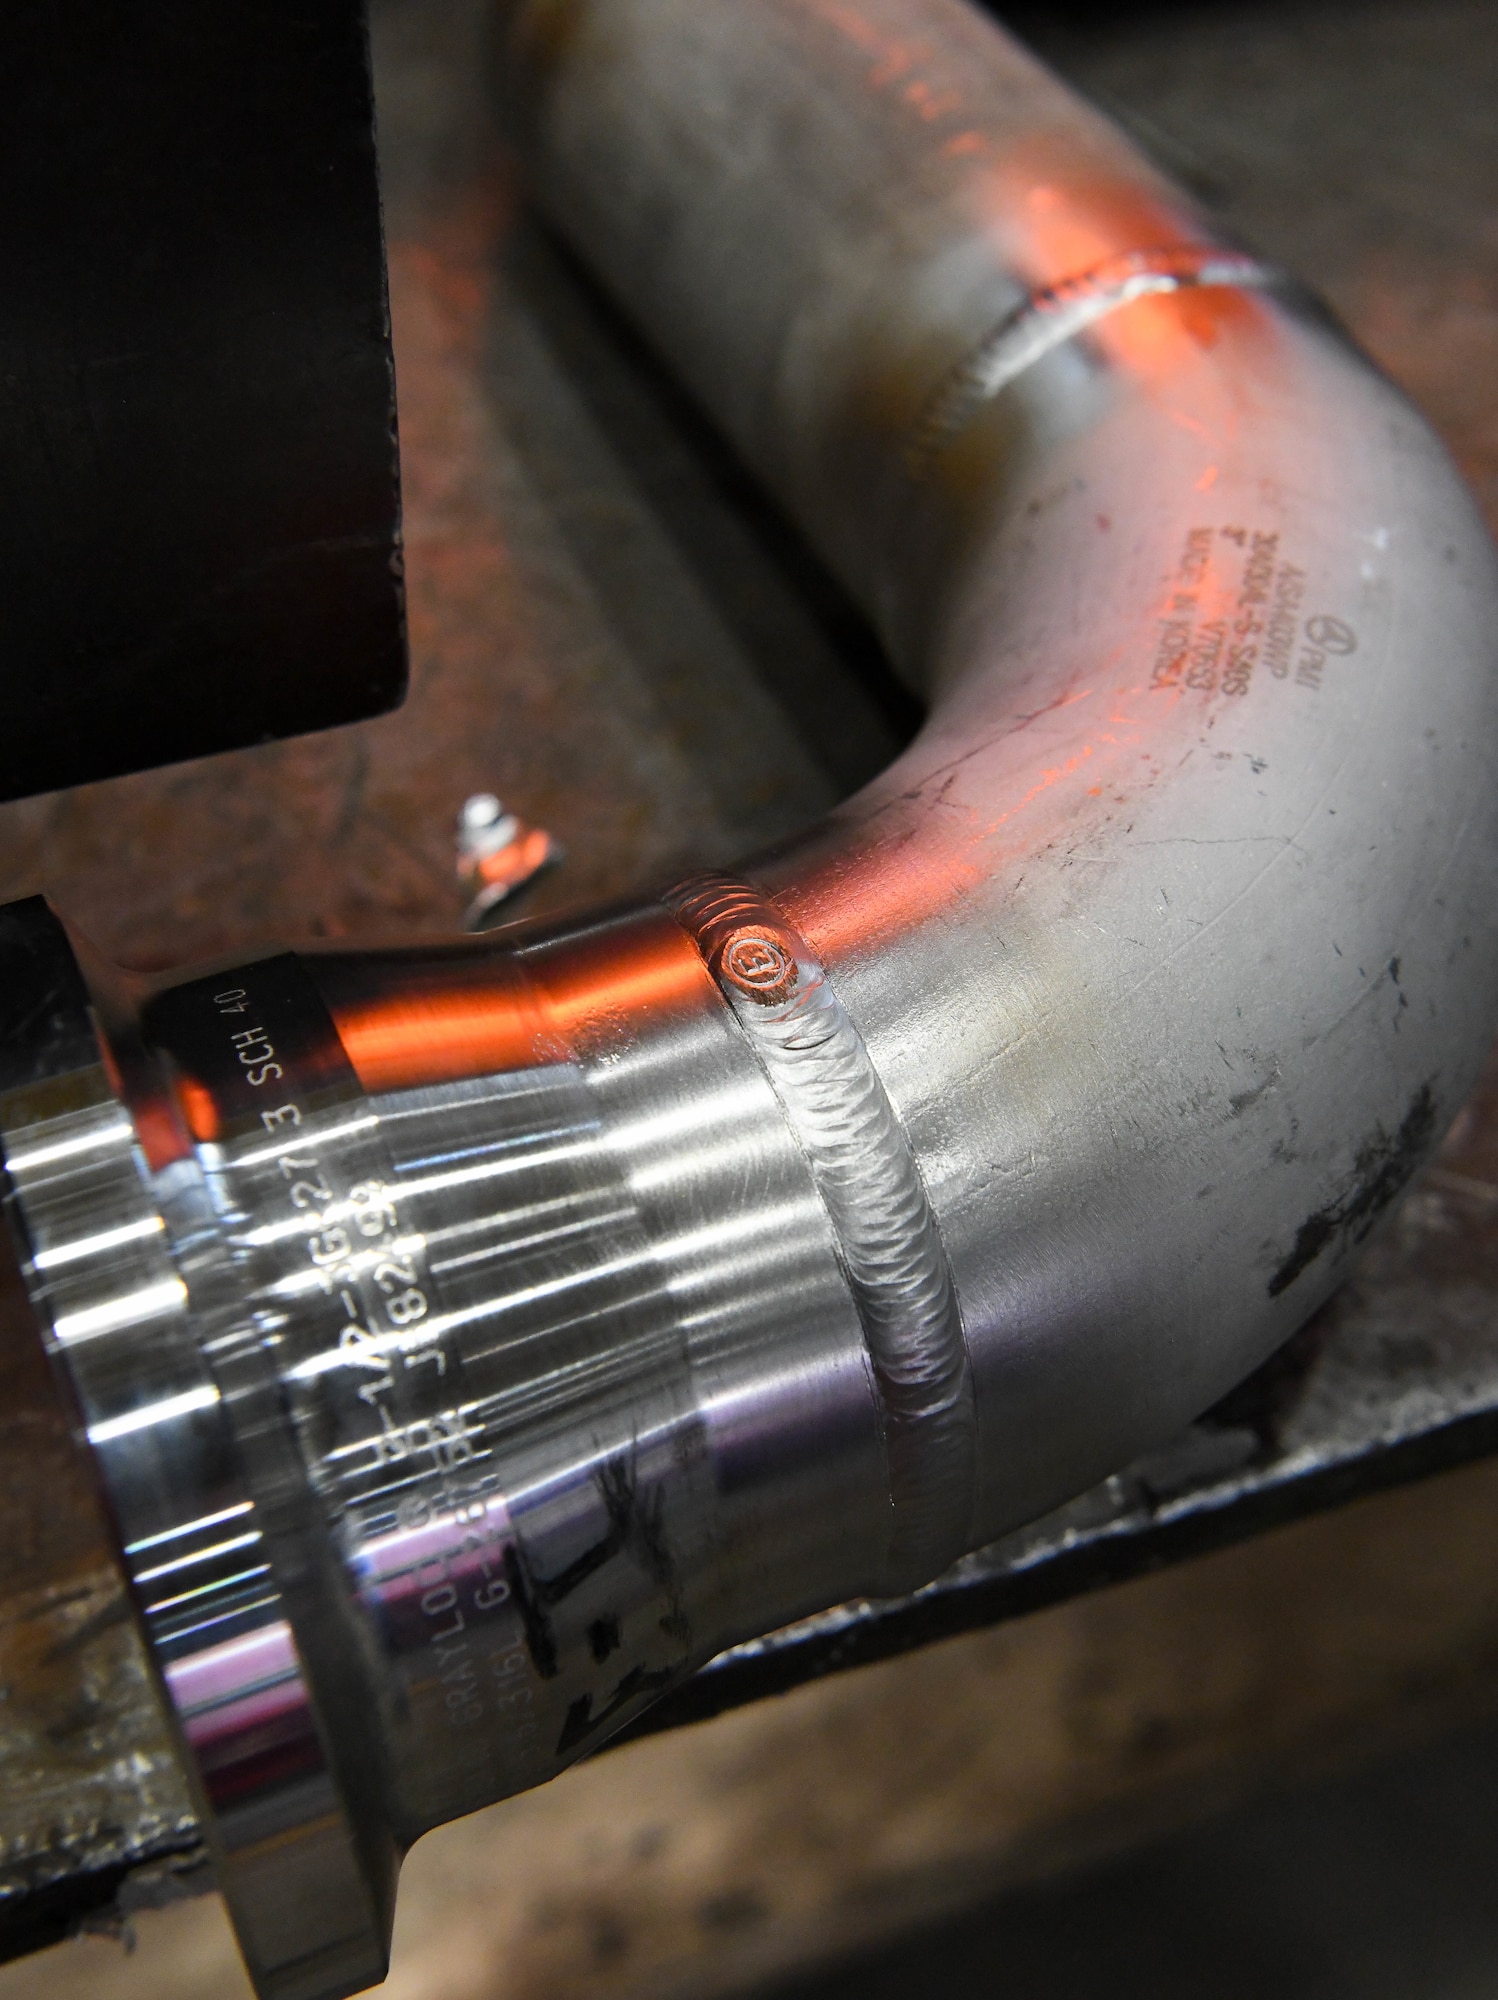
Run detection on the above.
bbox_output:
[665,873,976,1592]
[904,245,1279,479]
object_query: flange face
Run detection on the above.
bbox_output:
[0,898,389,2000]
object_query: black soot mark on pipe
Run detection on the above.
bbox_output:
[1268,1080,1438,1298]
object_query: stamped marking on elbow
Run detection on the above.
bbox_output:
[1295,613,1359,691]
[1144,526,1359,706]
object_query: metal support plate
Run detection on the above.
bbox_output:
[0,0,406,800]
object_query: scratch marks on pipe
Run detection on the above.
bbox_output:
[888,687,1097,813]
[1131,833,1300,851]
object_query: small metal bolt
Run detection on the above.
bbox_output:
[455,793,563,929]
[457,793,521,861]
[462,792,500,830]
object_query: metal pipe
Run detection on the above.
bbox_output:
[3,1,1497,1993]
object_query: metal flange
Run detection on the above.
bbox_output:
[0,898,391,2000]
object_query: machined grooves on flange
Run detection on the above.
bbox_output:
[666,874,975,1590]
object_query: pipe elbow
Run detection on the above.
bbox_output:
[5,5,1498,1986]
[769,287,1498,1539]
[500,0,1498,1543]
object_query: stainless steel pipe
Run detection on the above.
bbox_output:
[3,1,1498,1995]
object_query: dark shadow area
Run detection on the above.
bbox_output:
[772,1713,1498,2000]
[500,218,923,796]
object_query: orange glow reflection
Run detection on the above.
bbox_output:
[538,929,707,1050]
[332,981,553,1095]
[324,924,708,1096]
[177,1076,222,1145]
